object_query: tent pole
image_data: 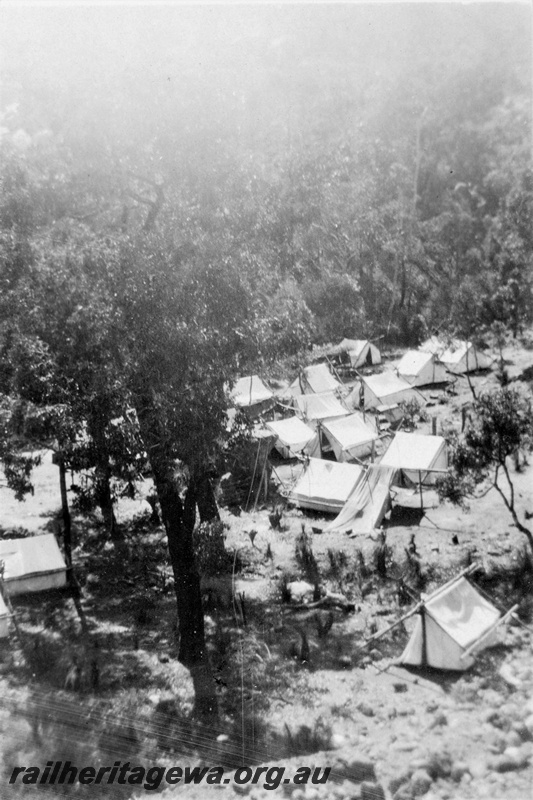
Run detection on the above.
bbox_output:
[361,563,480,649]
[245,441,262,512]
[423,563,479,604]
[420,607,428,667]
[361,601,424,648]
[460,604,519,661]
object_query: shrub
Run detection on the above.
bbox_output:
[193,520,233,576]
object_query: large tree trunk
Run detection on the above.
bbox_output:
[94,464,120,541]
[150,463,218,717]
[133,404,217,718]
[57,455,72,568]
[196,473,220,523]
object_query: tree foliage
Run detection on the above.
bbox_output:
[438,386,533,549]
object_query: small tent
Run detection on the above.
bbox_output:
[289,458,364,513]
[379,431,447,485]
[293,392,349,429]
[0,593,9,638]
[231,376,275,417]
[320,413,379,463]
[396,350,448,387]
[327,339,381,369]
[354,373,426,411]
[400,576,504,670]
[290,363,342,396]
[420,337,492,374]
[324,464,397,534]
[266,417,320,459]
[0,534,67,596]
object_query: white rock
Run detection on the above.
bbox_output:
[524,714,533,735]
[287,580,315,603]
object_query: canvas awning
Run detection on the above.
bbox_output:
[379,431,447,484]
[266,417,320,459]
[324,464,396,534]
[293,392,349,428]
[290,363,342,396]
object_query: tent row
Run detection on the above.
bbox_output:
[420,336,492,374]
[229,335,492,419]
[287,432,448,517]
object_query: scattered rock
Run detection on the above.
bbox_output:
[524,714,533,736]
[483,710,509,730]
[505,729,523,748]
[389,771,412,795]
[410,769,432,796]
[393,787,414,800]
[360,781,386,800]
[499,663,521,689]
[357,702,375,718]
[369,649,382,662]
[450,762,469,782]
[393,682,408,693]
[158,653,170,663]
[428,712,447,729]
[338,655,352,669]
[343,758,376,783]
[503,743,532,768]
[330,733,347,750]
[467,758,488,779]
[511,720,531,741]
[489,754,513,773]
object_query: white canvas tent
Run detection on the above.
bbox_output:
[231,375,275,417]
[290,363,342,396]
[289,458,364,513]
[354,372,426,410]
[266,417,320,459]
[396,350,448,387]
[327,339,381,368]
[293,392,349,429]
[420,337,492,374]
[379,431,447,485]
[0,534,67,596]
[324,464,396,534]
[320,414,379,463]
[400,576,505,670]
[0,593,9,638]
